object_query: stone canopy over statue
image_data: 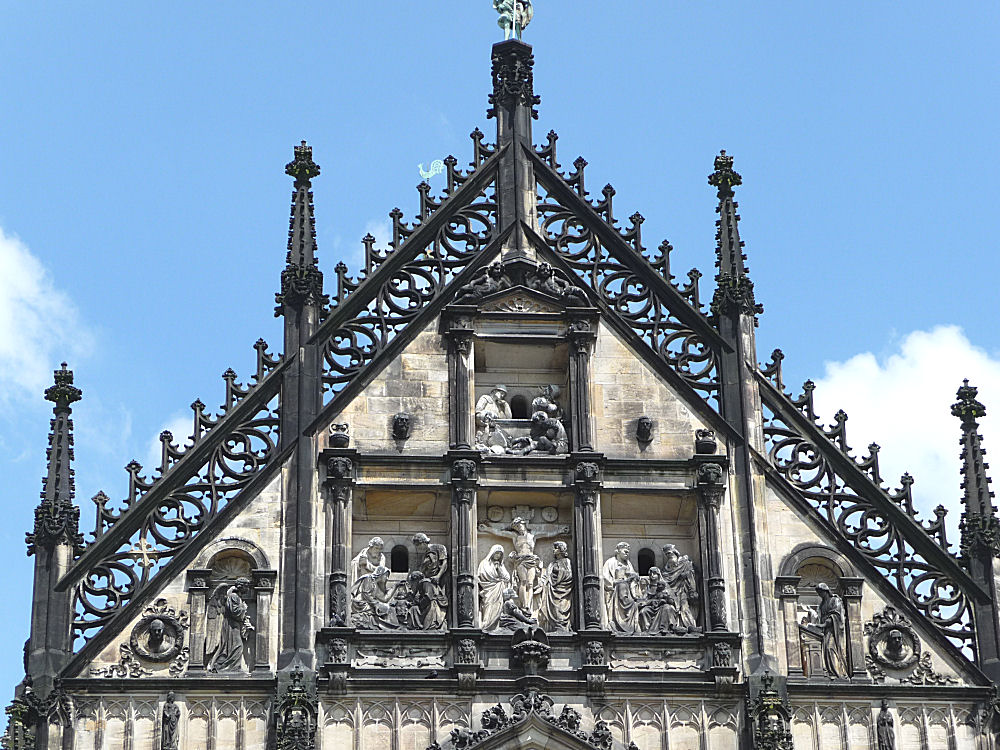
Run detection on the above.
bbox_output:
[493,0,532,40]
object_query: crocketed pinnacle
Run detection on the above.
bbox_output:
[952,380,999,560]
[27,363,83,556]
[276,141,328,315]
[708,151,762,323]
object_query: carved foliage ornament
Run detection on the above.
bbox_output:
[711,273,763,322]
[26,500,83,557]
[745,674,793,750]
[487,42,540,119]
[275,666,318,750]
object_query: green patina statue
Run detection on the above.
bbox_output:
[493,0,532,40]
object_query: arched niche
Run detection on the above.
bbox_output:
[186,537,276,673]
[775,543,865,679]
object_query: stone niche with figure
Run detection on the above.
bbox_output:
[775,545,866,681]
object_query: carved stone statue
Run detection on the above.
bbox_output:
[205,578,255,672]
[161,692,180,750]
[478,516,569,617]
[478,544,512,631]
[602,542,640,634]
[493,0,532,41]
[531,385,562,420]
[498,588,537,630]
[351,565,399,630]
[810,583,849,677]
[475,385,512,452]
[399,570,447,630]
[508,411,569,455]
[412,535,449,627]
[351,537,386,585]
[876,700,895,750]
[456,261,506,303]
[539,541,573,632]
[660,544,701,634]
[639,567,681,635]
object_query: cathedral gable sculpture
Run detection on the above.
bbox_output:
[5,21,1000,750]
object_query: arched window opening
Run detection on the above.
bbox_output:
[510,394,529,419]
[638,547,655,576]
[390,545,409,573]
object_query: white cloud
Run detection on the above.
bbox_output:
[364,219,393,250]
[145,412,195,474]
[808,325,1000,536]
[0,227,92,405]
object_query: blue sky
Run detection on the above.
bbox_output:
[1,1,999,692]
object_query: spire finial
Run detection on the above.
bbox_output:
[285,140,320,183]
[487,39,540,121]
[276,141,327,315]
[953,380,1000,560]
[708,149,742,199]
[27,363,83,556]
[44,362,81,413]
[709,150,761,323]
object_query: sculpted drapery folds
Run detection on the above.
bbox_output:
[478,516,569,619]
[660,544,701,634]
[603,542,640,634]
[351,537,386,585]
[351,566,398,631]
[540,541,573,632]
[478,544,512,631]
[809,583,849,678]
[412,533,449,627]
[204,578,255,673]
[161,692,180,750]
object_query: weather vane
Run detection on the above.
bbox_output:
[493,0,532,40]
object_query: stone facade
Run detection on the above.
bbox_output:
[5,37,999,750]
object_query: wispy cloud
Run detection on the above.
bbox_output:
[145,411,195,474]
[0,227,93,406]
[809,325,1000,537]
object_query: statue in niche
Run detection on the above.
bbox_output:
[508,411,569,455]
[412,533,449,626]
[639,567,681,635]
[498,588,537,631]
[539,541,573,632]
[161,692,180,750]
[660,544,701,634]
[531,385,563,419]
[475,385,513,453]
[351,566,399,630]
[602,542,640,634]
[397,570,447,630]
[800,583,849,677]
[205,578,255,672]
[350,537,385,585]
[478,544,512,631]
[876,700,895,750]
[478,516,569,617]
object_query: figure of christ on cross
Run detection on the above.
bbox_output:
[478,515,569,618]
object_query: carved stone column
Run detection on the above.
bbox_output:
[450,454,479,628]
[775,575,802,674]
[573,458,604,630]
[568,314,597,453]
[444,310,476,451]
[252,570,277,672]
[186,570,212,670]
[839,576,866,678]
[322,451,356,627]
[696,461,728,631]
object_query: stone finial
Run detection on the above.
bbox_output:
[708,150,742,199]
[44,363,81,413]
[952,379,986,426]
[285,140,320,183]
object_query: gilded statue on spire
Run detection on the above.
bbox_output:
[494,0,532,40]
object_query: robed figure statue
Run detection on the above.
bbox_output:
[815,583,849,677]
[205,578,255,672]
[478,544,512,631]
[602,542,640,634]
[539,541,573,632]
